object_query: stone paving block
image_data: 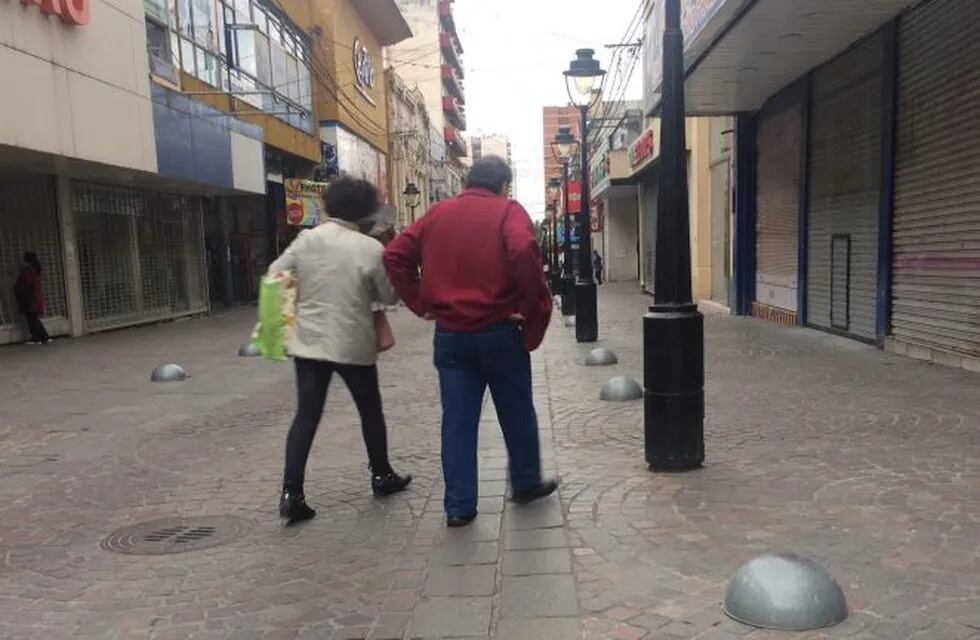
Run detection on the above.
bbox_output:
[502,527,570,550]
[433,541,499,566]
[499,574,579,618]
[441,513,502,542]
[494,617,582,640]
[408,597,492,638]
[502,549,573,575]
[424,565,497,597]
[504,500,564,530]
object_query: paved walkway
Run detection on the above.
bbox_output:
[0,283,978,639]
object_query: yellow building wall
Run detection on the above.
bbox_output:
[688,118,713,302]
[303,0,390,154]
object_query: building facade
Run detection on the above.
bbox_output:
[390,0,468,198]
[470,134,514,196]
[387,69,432,231]
[656,0,980,371]
[542,106,583,200]
[1,0,268,343]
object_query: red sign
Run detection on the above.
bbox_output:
[629,129,656,168]
[566,181,581,215]
[590,200,604,233]
[21,0,90,25]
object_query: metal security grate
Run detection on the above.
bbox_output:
[101,516,252,555]
[0,171,69,344]
[73,182,209,332]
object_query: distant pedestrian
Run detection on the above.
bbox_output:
[593,250,604,285]
[384,156,557,528]
[268,177,412,524]
[14,252,50,345]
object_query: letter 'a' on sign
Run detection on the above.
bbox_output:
[21,0,89,25]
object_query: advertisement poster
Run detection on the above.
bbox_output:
[284,179,327,226]
[561,180,582,215]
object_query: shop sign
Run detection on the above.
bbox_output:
[629,129,657,169]
[564,180,582,215]
[285,179,327,227]
[590,200,604,233]
[21,0,89,25]
[353,37,375,90]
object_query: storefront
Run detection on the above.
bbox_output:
[753,88,804,323]
[890,0,980,364]
[806,32,886,342]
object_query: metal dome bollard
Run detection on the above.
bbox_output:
[584,347,618,366]
[238,342,261,357]
[151,364,188,382]
[724,553,848,631]
[599,376,642,401]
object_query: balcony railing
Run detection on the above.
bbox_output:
[444,126,467,157]
[439,32,464,76]
[438,0,454,29]
[441,64,465,103]
[442,96,466,130]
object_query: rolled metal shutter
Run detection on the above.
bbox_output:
[642,174,659,294]
[808,32,884,340]
[755,97,801,313]
[73,182,208,332]
[893,0,980,358]
[0,171,69,344]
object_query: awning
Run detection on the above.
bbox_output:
[651,0,916,114]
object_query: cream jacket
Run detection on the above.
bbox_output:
[268,219,398,366]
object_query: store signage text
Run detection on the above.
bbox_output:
[21,0,89,25]
[629,129,656,168]
[353,37,375,90]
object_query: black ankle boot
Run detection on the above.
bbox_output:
[279,489,316,522]
[371,471,412,497]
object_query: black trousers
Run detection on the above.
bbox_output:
[283,357,393,491]
[24,312,49,342]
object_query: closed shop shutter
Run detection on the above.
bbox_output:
[807,32,884,340]
[641,173,659,294]
[755,97,802,313]
[893,0,980,358]
[72,182,209,332]
[0,171,69,344]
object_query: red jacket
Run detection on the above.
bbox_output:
[383,188,553,351]
[14,266,44,314]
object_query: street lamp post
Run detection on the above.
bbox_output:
[402,181,422,223]
[564,49,606,344]
[546,177,562,292]
[551,126,579,317]
[644,0,705,470]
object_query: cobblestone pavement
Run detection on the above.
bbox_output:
[0,283,978,639]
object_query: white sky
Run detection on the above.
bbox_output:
[452,0,644,219]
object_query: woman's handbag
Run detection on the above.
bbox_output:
[374,310,395,353]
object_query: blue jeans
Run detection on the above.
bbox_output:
[434,323,543,517]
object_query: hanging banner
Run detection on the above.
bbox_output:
[565,180,582,215]
[284,179,327,226]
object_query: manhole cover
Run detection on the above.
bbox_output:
[101,516,253,555]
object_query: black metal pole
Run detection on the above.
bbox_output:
[560,162,576,316]
[644,0,705,471]
[550,204,561,292]
[575,104,598,342]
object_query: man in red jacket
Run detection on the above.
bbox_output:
[384,157,557,527]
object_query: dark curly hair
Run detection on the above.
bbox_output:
[322,177,379,223]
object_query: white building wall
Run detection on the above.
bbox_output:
[0,0,157,173]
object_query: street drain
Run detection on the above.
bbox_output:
[101,516,253,555]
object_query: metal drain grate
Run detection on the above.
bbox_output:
[101,516,253,555]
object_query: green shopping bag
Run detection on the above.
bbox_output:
[252,271,297,362]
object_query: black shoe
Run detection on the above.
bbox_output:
[446,513,477,528]
[279,490,316,522]
[511,479,559,505]
[372,471,412,497]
